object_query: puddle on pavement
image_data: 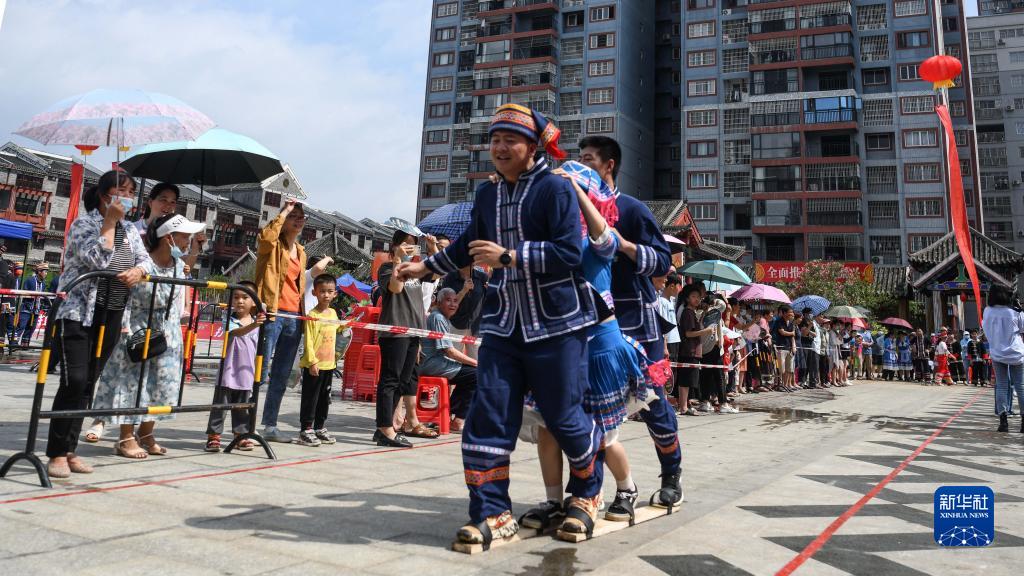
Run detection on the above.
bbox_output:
[519,547,591,576]
[743,407,911,431]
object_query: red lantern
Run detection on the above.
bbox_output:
[74,144,99,156]
[919,55,962,90]
[960,293,968,303]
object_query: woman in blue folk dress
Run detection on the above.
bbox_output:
[897,333,913,381]
[882,331,899,381]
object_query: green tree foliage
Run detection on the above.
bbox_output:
[777,260,898,320]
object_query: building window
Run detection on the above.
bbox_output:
[48,217,66,232]
[909,234,942,253]
[723,140,751,165]
[687,21,715,39]
[687,171,717,189]
[862,68,888,86]
[865,133,893,151]
[894,0,927,17]
[590,5,614,22]
[425,129,449,144]
[723,108,749,135]
[955,130,970,147]
[900,95,935,114]
[687,109,717,127]
[421,183,446,199]
[896,31,930,49]
[434,27,456,42]
[589,33,615,49]
[903,129,938,148]
[587,88,614,105]
[905,163,940,183]
[687,50,716,68]
[687,140,717,158]
[586,117,614,134]
[424,155,448,172]
[688,0,715,8]
[870,236,903,264]
[722,18,748,44]
[724,172,751,197]
[687,79,716,97]
[860,35,889,62]
[959,159,972,177]
[562,38,584,59]
[863,98,894,126]
[690,203,718,220]
[721,48,747,73]
[672,47,681,60]
[907,198,943,218]
[867,165,898,194]
[950,101,965,116]
[857,4,888,31]
[432,52,455,67]
[971,53,999,73]
[588,60,614,77]
[429,103,451,118]
[897,64,921,81]
[561,64,583,87]
[429,76,453,92]
[435,2,458,17]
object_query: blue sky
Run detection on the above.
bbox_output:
[0,0,432,222]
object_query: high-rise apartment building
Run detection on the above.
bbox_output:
[416,1,661,221]
[967,9,1024,255]
[680,0,977,267]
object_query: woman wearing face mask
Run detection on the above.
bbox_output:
[91,214,203,460]
[134,182,205,277]
[373,228,437,447]
[45,170,151,479]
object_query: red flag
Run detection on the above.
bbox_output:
[66,160,84,243]
[936,104,983,321]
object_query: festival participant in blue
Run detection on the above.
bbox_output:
[395,104,606,547]
[882,330,899,380]
[12,262,51,347]
[577,136,683,509]
[518,161,661,529]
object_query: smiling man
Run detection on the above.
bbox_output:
[396,103,605,548]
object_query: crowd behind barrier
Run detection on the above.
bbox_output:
[0,271,272,488]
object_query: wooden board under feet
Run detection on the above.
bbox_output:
[451,504,675,553]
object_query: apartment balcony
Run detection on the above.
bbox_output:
[805,175,860,192]
[977,131,1005,143]
[479,0,556,16]
[984,206,1014,218]
[760,246,800,261]
[976,108,1004,122]
[805,141,859,158]
[806,211,862,226]
[800,13,852,30]
[478,22,513,38]
[800,44,854,64]
[469,160,496,173]
[512,37,556,60]
[751,49,797,66]
[752,80,798,95]
[750,108,857,128]
[750,19,796,35]
[753,179,801,194]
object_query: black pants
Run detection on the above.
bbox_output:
[819,354,830,384]
[375,336,420,428]
[949,359,964,382]
[448,365,477,419]
[803,350,820,387]
[206,388,251,436]
[914,358,930,381]
[300,368,334,430]
[971,360,987,385]
[46,307,123,458]
[700,347,726,404]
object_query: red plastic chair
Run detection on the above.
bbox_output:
[353,345,381,402]
[415,376,450,435]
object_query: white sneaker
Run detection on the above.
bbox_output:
[720,405,739,414]
[697,402,711,413]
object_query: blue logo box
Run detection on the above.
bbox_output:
[934,486,995,547]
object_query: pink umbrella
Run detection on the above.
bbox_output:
[838,317,869,330]
[664,234,687,255]
[731,283,791,303]
[882,317,912,329]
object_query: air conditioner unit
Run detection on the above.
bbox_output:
[1007,105,1015,112]
[871,256,882,264]
[722,8,732,16]
[999,39,1007,45]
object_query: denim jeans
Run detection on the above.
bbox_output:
[993,361,1024,416]
[259,315,302,428]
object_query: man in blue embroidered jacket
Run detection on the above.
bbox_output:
[396,104,605,547]
[579,136,684,509]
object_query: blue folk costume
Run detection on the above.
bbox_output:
[520,162,655,442]
[608,174,682,479]
[897,337,912,371]
[423,105,605,526]
[882,335,899,372]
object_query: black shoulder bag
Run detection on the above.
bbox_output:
[126,267,177,363]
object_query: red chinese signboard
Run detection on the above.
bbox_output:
[755,262,874,284]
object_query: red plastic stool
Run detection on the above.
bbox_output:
[416,376,450,435]
[353,345,381,402]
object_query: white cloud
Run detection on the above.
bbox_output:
[0,0,431,222]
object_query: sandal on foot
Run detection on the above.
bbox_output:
[66,455,93,474]
[237,438,255,451]
[519,499,565,530]
[559,496,599,537]
[205,435,222,453]
[456,511,518,551]
[83,422,104,443]
[402,423,439,439]
[47,459,71,479]
[138,434,167,456]
[114,439,148,460]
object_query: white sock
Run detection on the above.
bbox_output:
[616,474,635,492]
[545,485,562,503]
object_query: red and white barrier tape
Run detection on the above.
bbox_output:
[0,289,62,298]
[269,311,481,346]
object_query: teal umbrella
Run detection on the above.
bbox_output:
[679,260,751,286]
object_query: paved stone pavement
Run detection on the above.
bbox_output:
[0,361,1021,575]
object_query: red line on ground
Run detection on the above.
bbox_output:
[775,390,985,576]
[0,438,461,506]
